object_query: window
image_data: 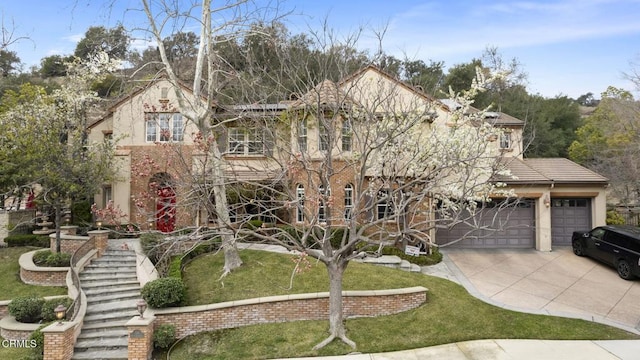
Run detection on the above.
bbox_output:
[318,185,330,223]
[145,113,184,142]
[344,184,354,220]
[319,120,329,152]
[298,119,307,152]
[296,184,305,223]
[500,132,511,149]
[228,128,263,155]
[342,120,352,151]
[377,189,394,220]
[102,185,112,207]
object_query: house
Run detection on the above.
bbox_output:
[87,66,608,251]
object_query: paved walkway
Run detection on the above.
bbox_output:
[268,246,640,360]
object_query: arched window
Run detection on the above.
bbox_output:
[296,184,305,223]
[344,184,354,220]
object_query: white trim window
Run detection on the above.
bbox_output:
[145,113,184,142]
[500,132,512,149]
[344,184,354,220]
[318,185,331,223]
[296,184,305,223]
[228,128,264,155]
[342,120,352,152]
[297,119,307,152]
[377,189,394,220]
[319,121,329,152]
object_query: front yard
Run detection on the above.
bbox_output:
[163,249,640,359]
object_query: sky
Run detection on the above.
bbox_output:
[2,0,640,99]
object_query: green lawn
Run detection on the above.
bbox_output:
[0,247,68,360]
[0,247,68,301]
[167,249,640,359]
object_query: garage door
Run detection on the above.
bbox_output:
[436,199,535,248]
[551,198,591,246]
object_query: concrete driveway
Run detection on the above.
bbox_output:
[442,247,640,331]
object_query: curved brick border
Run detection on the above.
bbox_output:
[19,250,69,286]
[0,295,69,341]
[152,286,428,339]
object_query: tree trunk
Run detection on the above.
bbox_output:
[210,142,243,277]
[313,259,356,350]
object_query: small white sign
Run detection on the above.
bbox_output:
[405,245,420,257]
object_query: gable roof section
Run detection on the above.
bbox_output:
[87,75,205,129]
[500,157,608,185]
[290,79,359,109]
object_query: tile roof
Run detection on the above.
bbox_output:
[290,79,358,109]
[499,157,608,185]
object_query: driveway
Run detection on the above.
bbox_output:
[441,247,640,331]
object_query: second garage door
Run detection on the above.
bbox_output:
[551,198,591,246]
[436,199,535,248]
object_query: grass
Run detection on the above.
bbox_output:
[0,336,32,359]
[0,247,68,301]
[167,249,640,359]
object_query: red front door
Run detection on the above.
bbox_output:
[156,186,176,233]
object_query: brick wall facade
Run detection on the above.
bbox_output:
[42,322,76,360]
[153,287,427,339]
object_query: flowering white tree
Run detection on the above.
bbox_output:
[0,53,118,251]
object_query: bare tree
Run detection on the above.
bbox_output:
[131,3,512,349]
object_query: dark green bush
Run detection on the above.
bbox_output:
[153,324,176,350]
[41,297,73,322]
[32,250,71,267]
[5,234,49,248]
[381,245,443,266]
[141,277,186,308]
[8,297,45,323]
[181,239,220,266]
[243,219,264,230]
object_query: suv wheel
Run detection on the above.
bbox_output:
[617,259,633,280]
[572,241,585,256]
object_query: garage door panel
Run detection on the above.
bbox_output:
[551,198,591,246]
[436,199,535,248]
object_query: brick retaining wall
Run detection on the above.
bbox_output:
[153,287,428,339]
[19,251,69,287]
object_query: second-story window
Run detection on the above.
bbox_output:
[228,128,263,155]
[342,120,352,152]
[145,113,184,142]
[319,120,329,152]
[297,119,307,152]
[500,131,512,149]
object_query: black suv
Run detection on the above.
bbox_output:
[572,225,640,280]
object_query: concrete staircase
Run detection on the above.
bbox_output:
[72,248,141,360]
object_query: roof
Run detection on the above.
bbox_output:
[439,99,524,127]
[500,157,609,185]
[290,79,358,109]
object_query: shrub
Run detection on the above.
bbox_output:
[606,210,626,225]
[181,239,220,266]
[26,323,50,360]
[153,324,176,350]
[5,234,49,248]
[8,297,45,323]
[140,233,166,263]
[381,245,443,266]
[141,277,186,308]
[41,297,73,322]
[32,250,71,267]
